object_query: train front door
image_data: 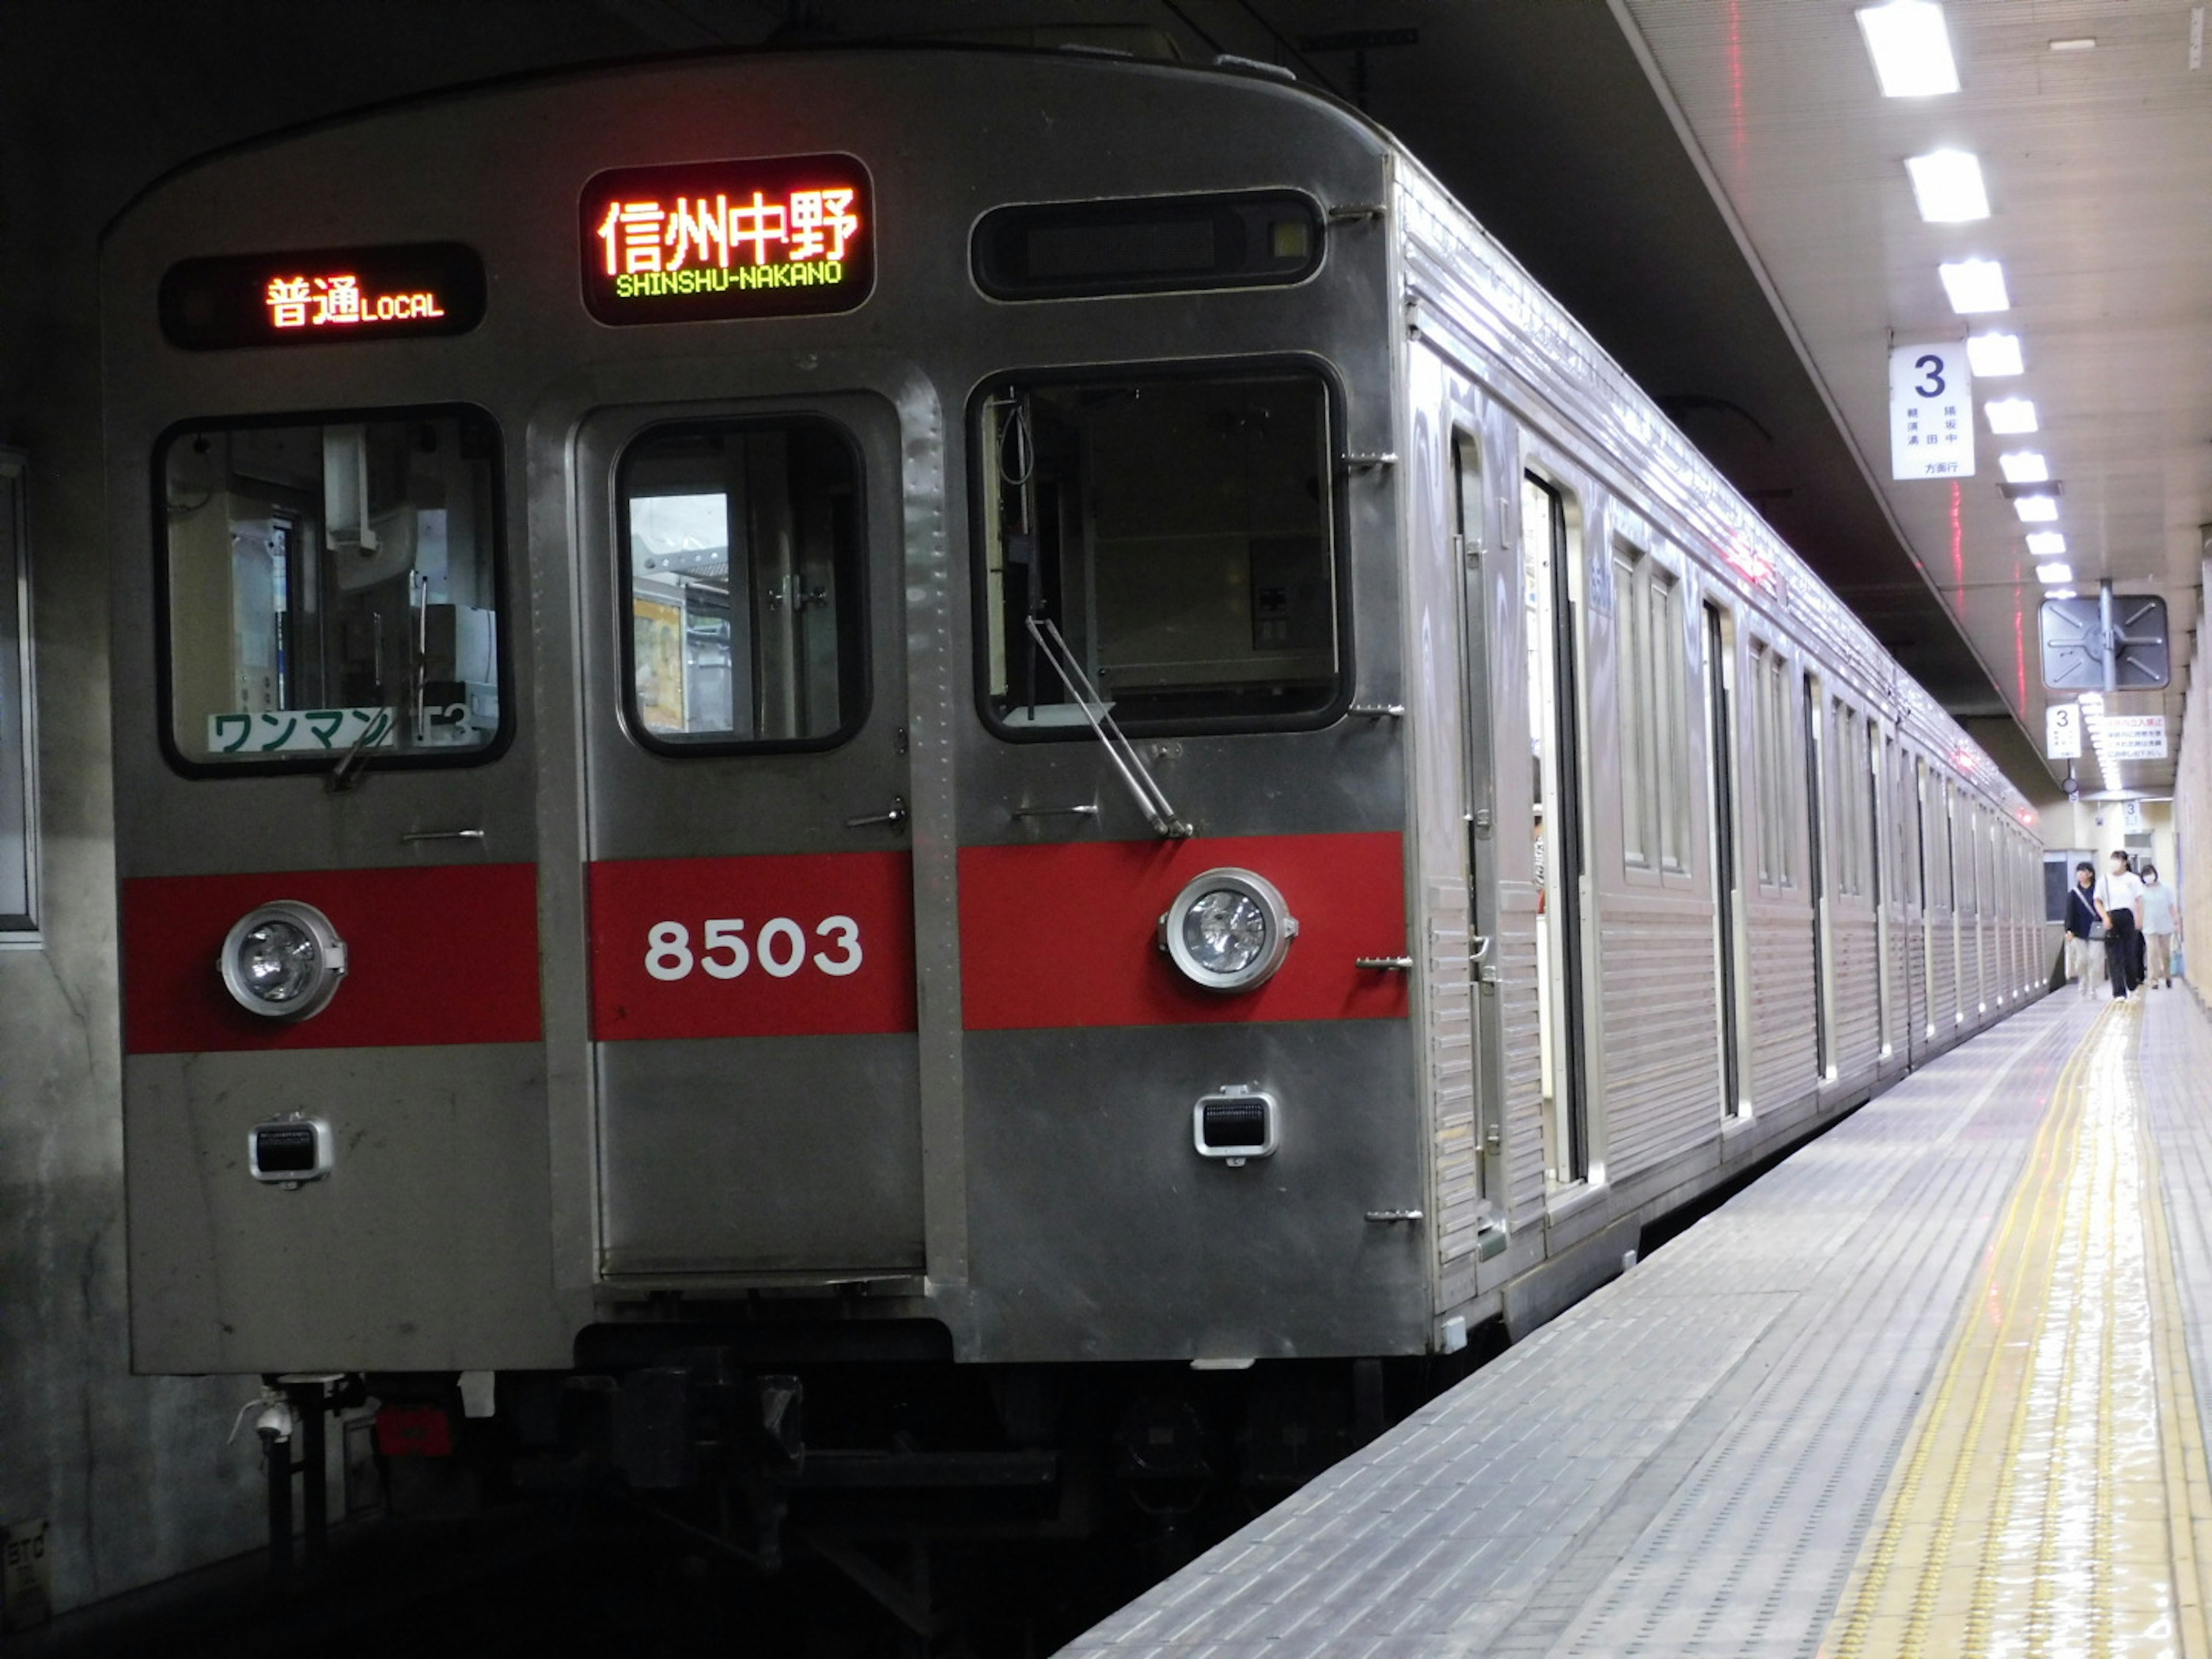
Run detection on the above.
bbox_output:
[578,393,923,1278]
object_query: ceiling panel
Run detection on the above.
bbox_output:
[1619,0,2212,796]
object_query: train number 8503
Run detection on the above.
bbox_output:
[643,917,864,982]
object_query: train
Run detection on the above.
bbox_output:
[102,40,2043,1589]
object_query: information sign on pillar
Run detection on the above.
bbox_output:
[1888,343,1975,481]
[2044,700,2082,762]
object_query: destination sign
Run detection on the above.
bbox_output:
[579,154,874,325]
[160,243,486,350]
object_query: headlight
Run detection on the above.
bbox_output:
[1160,869,1298,993]
[219,901,349,1021]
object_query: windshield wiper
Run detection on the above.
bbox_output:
[1024,616,1190,839]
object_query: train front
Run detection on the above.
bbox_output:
[102,47,1431,1527]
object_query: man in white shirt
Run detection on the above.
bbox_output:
[2096,850,2147,1001]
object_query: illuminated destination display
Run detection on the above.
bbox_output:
[159,243,486,350]
[579,154,875,324]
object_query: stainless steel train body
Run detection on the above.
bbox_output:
[103,47,2043,1490]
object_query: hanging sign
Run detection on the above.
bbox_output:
[2100,715,2168,760]
[1888,343,1975,480]
[2123,798,2147,833]
[579,154,874,325]
[2044,700,2082,761]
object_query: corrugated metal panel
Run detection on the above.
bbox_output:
[1929,915,1960,1032]
[1426,888,1482,1266]
[1747,902,1816,1108]
[1830,908,1882,1078]
[1495,923,1549,1226]
[1599,895,1724,1170]
[1902,918,1928,1052]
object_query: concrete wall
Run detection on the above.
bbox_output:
[0,3,656,1615]
[2177,556,2211,997]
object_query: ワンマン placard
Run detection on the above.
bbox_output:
[579,154,874,325]
[158,244,487,350]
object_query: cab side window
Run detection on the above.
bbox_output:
[161,408,504,771]
[975,367,1342,735]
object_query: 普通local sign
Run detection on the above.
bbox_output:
[1889,343,1975,481]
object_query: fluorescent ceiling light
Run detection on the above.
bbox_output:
[1907,151,1990,221]
[1998,450,2048,483]
[2013,495,2059,523]
[1986,397,2038,433]
[2027,531,2067,556]
[2049,588,2079,598]
[1940,259,2010,312]
[2035,562,2074,584]
[2049,37,2096,52]
[1857,2,1962,96]
[1968,333,2025,377]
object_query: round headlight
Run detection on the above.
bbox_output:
[219,901,348,1021]
[1160,868,1298,993]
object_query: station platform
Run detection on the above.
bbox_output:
[1064,987,2212,1659]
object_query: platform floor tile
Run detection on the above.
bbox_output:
[1061,993,2212,1658]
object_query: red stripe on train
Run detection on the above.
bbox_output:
[589,851,917,1040]
[121,864,542,1054]
[959,832,1409,1031]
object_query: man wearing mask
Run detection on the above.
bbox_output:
[2063,861,2100,997]
[2097,849,2146,1002]
[2139,862,2180,990]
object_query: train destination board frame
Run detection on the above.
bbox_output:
[580,154,875,325]
[159,244,486,350]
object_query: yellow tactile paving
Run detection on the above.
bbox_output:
[1821,1003,2212,1659]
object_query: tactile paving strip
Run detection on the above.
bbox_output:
[1064,999,2095,1659]
[1808,1004,2202,1659]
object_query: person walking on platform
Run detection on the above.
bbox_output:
[2097,849,2146,1001]
[2064,861,2101,997]
[2139,862,2179,989]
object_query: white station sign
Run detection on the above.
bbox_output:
[2044,701,2083,760]
[1889,343,1975,480]
[2100,714,2169,760]
[2123,798,2147,833]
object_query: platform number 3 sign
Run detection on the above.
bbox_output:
[1889,343,1975,482]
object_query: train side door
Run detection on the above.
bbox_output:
[577,395,922,1277]
[1520,472,1590,1187]
[1702,602,1747,1114]
[1802,672,1835,1081]
[1453,429,1503,1219]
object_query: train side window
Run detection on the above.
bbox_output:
[1748,637,1793,888]
[1614,551,1649,869]
[1830,699,1863,898]
[1612,545,1687,876]
[617,419,867,752]
[160,408,505,772]
[974,367,1341,736]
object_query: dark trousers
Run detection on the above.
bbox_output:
[2107,908,2139,998]
[2133,926,2148,987]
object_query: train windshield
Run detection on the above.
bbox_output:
[978,369,1340,734]
[160,409,503,770]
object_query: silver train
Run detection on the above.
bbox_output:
[103,47,2043,1551]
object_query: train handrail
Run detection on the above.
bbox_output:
[1023,616,1191,839]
